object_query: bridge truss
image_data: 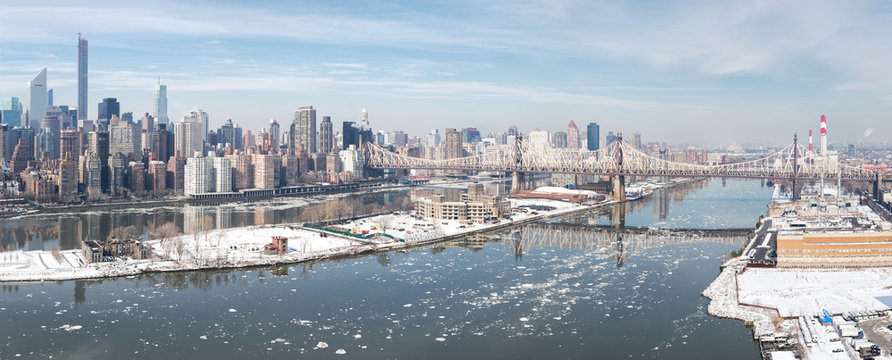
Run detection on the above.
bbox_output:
[364,136,881,182]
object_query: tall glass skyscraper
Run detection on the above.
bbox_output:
[78,34,88,121]
[586,122,599,151]
[27,68,47,128]
[153,82,168,126]
[98,98,120,123]
[1,97,23,128]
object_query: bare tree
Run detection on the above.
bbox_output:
[153,222,181,260]
[110,225,140,241]
[377,215,394,235]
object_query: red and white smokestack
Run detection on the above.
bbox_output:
[819,114,828,155]
[809,129,813,151]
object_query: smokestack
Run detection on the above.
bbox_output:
[809,129,813,152]
[820,114,827,155]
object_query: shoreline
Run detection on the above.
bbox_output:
[0,178,698,284]
[0,198,613,284]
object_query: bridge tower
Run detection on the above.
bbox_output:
[612,133,626,201]
[875,172,884,202]
[511,135,526,194]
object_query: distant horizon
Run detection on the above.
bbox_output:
[2,0,891,146]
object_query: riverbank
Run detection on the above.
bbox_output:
[0,197,609,283]
[0,178,699,283]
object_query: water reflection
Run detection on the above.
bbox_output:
[0,191,414,252]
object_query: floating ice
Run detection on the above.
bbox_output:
[435,337,446,342]
[228,308,237,313]
[403,304,412,308]
[315,341,329,349]
[335,349,346,355]
[353,334,362,339]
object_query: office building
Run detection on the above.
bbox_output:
[606,131,617,146]
[109,123,141,159]
[98,98,120,124]
[1,97,23,128]
[586,123,600,151]
[27,68,47,127]
[218,119,243,150]
[319,116,333,153]
[342,121,373,150]
[552,131,568,149]
[153,83,168,126]
[269,119,280,152]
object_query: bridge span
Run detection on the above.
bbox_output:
[500,221,752,268]
[364,134,887,201]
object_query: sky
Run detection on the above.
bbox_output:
[1,0,891,146]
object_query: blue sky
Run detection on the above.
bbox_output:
[1,0,891,145]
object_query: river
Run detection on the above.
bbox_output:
[0,178,772,359]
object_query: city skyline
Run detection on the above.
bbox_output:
[1,1,891,145]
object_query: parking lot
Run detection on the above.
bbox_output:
[859,316,892,358]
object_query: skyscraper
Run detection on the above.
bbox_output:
[586,122,600,151]
[567,121,580,149]
[78,34,88,121]
[445,128,462,159]
[293,106,316,153]
[268,119,280,152]
[319,116,333,153]
[27,68,47,128]
[175,109,207,157]
[0,97,22,128]
[153,82,168,126]
[98,98,120,124]
[47,89,53,107]
[342,121,373,150]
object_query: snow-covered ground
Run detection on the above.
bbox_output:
[738,268,892,318]
[0,198,595,283]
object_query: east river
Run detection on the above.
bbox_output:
[1,179,772,359]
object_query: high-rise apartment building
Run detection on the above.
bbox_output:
[567,121,580,149]
[175,109,207,157]
[78,34,88,121]
[27,68,47,128]
[212,156,232,193]
[445,128,462,159]
[292,106,316,153]
[586,122,600,151]
[529,130,550,151]
[153,83,168,126]
[184,156,214,195]
[252,154,276,190]
[319,116,333,153]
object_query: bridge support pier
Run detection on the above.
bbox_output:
[875,173,883,202]
[511,171,526,194]
[612,175,626,201]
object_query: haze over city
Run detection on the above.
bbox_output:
[2,0,891,145]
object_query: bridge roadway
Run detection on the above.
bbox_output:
[501,221,752,267]
[364,136,888,201]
